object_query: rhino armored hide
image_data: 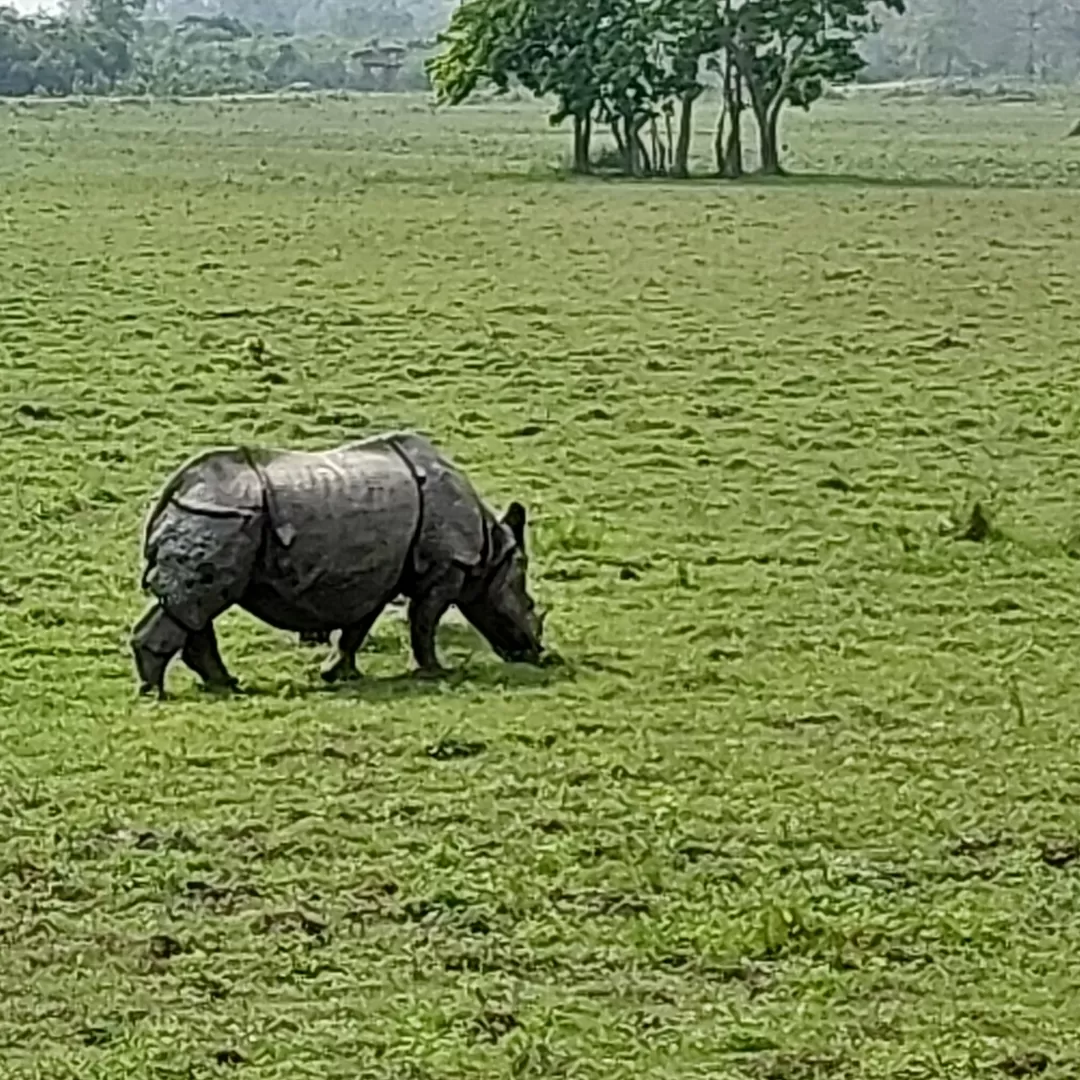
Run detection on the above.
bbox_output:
[131,431,545,697]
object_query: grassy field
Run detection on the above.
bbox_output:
[4,89,1080,1078]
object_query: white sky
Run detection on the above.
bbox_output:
[10,0,63,11]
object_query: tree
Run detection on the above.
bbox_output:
[724,0,904,175]
[709,0,745,176]
[86,0,146,85]
[591,0,668,175]
[0,7,41,95]
[712,46,746,176]
[428,0,712,175]
[650,0,727,176]
[427,0,614,173]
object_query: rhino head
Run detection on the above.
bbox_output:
[459,502,545,665]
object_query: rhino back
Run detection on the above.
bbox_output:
[242,443,420,629]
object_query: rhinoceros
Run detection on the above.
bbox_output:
[130,431,545,697]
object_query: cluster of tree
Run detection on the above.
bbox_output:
[865,0,1080,82]
[0,0,434,96]
[427,0,904,178]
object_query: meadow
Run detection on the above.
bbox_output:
[4,87,1080,1078]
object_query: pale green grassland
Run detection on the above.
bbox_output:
[4,89,1080,1078]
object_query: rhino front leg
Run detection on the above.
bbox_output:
[321,608,383,684]
[408,568,466,678]
[181,622,239,693]
[131,604,189,699]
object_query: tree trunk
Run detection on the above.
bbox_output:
[724,103,744,178]
[622,115,636,175]
[635,125,651,176]
[758,99,783,176]
[716,0,743,177]
[612,120,626,169]
[650,116,663,176]
[717,59,743,178]
[572,112,592,174]
[621,113,646,176]
[1026,8,1037,78]
[741,79,777,176]
[713,103,726,175]
[674,91,694,179]
[713,76,728,175]
[730,42,789,177]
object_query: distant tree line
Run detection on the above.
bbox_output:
[1,0,145,94]
[144,0,453,40]
[3,0,1080,116]
[0,0,435,96]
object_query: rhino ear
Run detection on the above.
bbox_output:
[502,501,527,549]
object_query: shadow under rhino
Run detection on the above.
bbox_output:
[130,431,547,698]
[316,648,570,703]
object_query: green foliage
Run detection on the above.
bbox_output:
[731,0,906,111]
[425,0,518,105]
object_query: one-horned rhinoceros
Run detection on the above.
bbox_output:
[130,431,545,697]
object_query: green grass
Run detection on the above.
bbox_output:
[4,89,1080,1078]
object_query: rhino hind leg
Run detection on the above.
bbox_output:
[181,623,238,693]
[408,567,467,678]
[138,500,262,696]
[321,608,383,684]
[132,604,189,699]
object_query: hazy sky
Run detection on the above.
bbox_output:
[10,0,62,11]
